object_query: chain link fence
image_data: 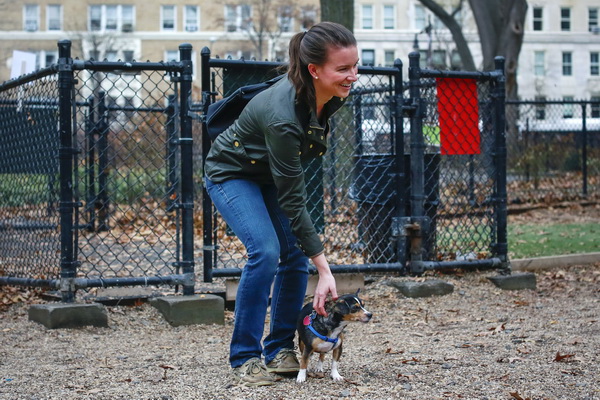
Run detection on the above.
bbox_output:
[506,100,600,204]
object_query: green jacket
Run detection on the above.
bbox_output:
[204,76,346,257]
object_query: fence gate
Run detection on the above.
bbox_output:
[0,40,195,301]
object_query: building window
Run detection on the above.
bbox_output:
[161,5,176,31]
[562,52,572,76]
[591,97,600,118]
[278,5,293,33]
[535,96,546,120]
[532,7,543,31]
[47,5,62,31]
[563,96,574,119]
[105,51,118,62]
[591,52,600,76]
[184,5,199,32]
[300,6,316,30]
[106,5,118,31]
[88,5,135,32]
[415,5,426,31]
[560,7,571,31]
[534,51,545,76]
[383,5,395,29]
[24,4,39,32]
[384,50,394,67]
[590,8,599,32]
[362,49,375,66]
[225,4,251,32]
[362,5,373,29]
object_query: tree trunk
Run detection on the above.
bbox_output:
[418,0,476,71]
[469,0,527,100]
[320,0,354,32]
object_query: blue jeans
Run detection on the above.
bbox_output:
[204,177,309,368]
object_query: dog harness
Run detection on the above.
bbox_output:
[303,311,339,345]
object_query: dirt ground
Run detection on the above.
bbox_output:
[0,203,599,400]
[0,261,599,400]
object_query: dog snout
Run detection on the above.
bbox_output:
[361,310,373,322]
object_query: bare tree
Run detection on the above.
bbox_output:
[418,0,527,100]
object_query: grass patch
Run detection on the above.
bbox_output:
[508,222,600,259]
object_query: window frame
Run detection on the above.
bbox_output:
[88,5,136,32]
[383,5,395,30]
[362,5,373,29]
[534,51,545,76]
[560,7,571,32]
[161,5,177,31]
[224,4,252,33]
[591,52,599,76]
[24,4,40,32]
[532,7,543,31]
[361,49,375,66]
[562,52,573,76]
[590,8,599,32]
[47,4,62,31]
[184,5,200,32]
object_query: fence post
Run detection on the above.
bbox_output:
[178,43,196,295]
[392,58,408,269]
[406,52,427,275]
[581,103,588,196]
[57,40,77,302]
[492,57,510,273]
[85,95,97,232]
[166,94,177,211]
[200,46,214,283]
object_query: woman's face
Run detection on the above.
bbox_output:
[310,45,359,102]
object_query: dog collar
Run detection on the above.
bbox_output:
[304,312,339,345]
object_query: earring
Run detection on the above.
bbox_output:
[313,76,319,79]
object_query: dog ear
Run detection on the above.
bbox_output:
[355,288,361,296]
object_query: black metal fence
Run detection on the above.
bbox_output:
[506,100,600,204]
[199,50,509,279]
[8,40,596,301]
[0,40,195,301]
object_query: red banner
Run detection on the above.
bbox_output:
[436,78,480,155]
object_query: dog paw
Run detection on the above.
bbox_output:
[331,372,344,381]
[296,369,307,383]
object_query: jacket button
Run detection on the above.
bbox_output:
[298,151,302,155]
[320,136,324,140]
[308,130,312,134]
[251,160,256,164]
[309,144,314,149]
[234,141,239,147]
[319,152,324,156]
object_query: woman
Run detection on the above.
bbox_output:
[204,21,358,386]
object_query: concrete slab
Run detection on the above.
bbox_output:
[150,294,224,326]
[511,252,600,271]
[488,272,537,290]
[225,273,364,301]
[28,303,108,329]
[386,279,454,298]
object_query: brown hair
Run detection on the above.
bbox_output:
[288,21,356,110]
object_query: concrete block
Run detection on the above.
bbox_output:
[28,303,108,329]
[387,279,454,298]
[151,294,224,326]
[488,272,537,290]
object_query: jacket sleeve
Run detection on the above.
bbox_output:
[264,121,324,258]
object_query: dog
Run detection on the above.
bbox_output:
[295,290,372,383]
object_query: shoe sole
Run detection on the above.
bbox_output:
[266,367,299,374]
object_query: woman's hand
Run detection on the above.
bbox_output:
[311,253,338,316]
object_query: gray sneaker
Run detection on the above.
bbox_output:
[231,358,277,387]
[266,348,300,374]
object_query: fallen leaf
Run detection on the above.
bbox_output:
[554,352,575,362]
